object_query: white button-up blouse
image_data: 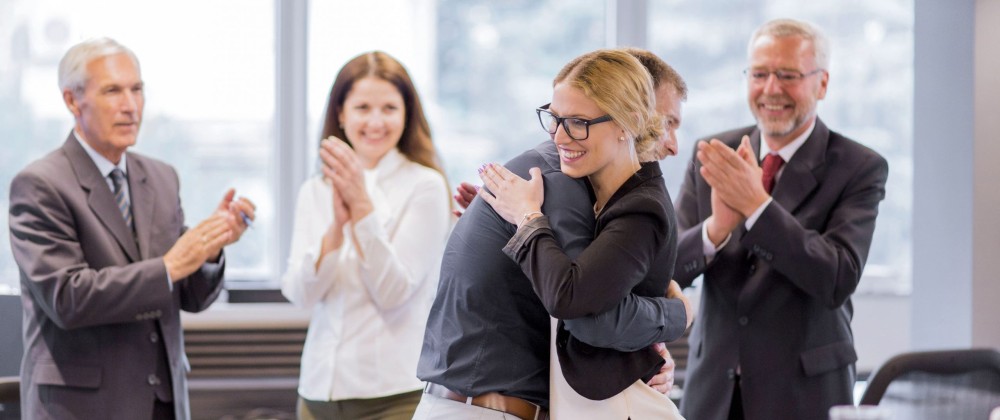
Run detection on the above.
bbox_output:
[281,148,452,401]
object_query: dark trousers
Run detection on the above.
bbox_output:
[728,375,744,420]
[152,399,175,420]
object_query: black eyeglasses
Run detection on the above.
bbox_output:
[536,103,613,141]
[743,68,825,85]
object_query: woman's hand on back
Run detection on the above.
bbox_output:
[477,163,544,227]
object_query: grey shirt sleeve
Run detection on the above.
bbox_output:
[563,294,687,352]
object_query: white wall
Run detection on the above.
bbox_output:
[853,295,911,372]
[972,0,1000,349]
[910,0,1000,351]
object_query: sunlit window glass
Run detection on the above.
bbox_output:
[0,0,276,290]
[308,0,605,188]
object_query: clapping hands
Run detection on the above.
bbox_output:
[163,189,255,282]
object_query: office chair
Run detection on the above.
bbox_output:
[0,294,22,419]
[859,348,1000,420]
[0,294,22,378]
[0,376,19,420]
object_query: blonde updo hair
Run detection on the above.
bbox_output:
[554,49,664,157]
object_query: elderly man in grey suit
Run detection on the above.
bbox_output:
[674,19,889,420]
[8,38,255,420]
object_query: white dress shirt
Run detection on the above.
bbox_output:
[281,148,451,401]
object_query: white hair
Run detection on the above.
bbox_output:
[58,37,140,93]
[748,18,830,70]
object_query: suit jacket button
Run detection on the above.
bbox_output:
[727,368,736,380]
[738,316,749,326]
[148,374,161,386]
[150,332,159,343]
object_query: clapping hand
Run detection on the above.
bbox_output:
[215,188,255,247]
[697,135,768,217]
[451,182,480,217]
[320,137,374,223]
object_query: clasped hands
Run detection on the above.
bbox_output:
[163,189,255,282]
[697,135,771,246]
[318,137,374,256]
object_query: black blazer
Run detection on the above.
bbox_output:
[505,162,680,400]
[674,119,889,420]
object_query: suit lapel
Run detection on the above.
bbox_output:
[63,135,141,261]
[738,122,827,308]
[769,118,828,215]
[126,157,155,259]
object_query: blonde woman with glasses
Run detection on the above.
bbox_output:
[477,49,686,419]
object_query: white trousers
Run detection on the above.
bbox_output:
[548,318,685,420]
[412,393,523,420]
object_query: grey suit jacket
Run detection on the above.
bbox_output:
[674,119,888,420]
[8,133,225,420]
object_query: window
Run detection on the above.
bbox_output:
[307,0,606,188]
[430,0,605,185]
[0,0,275,291]
[0,0,912,295]
[649,0,914,294]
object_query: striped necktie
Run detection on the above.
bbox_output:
[109,168,134,231]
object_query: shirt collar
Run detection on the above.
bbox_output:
[759,118,816,162]
[73,130,128,177]
[367,148,406,181]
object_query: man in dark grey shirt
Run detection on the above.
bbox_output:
[416,142,687,419]
[415,49,690,420]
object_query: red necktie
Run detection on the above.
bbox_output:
[761,153,784,194]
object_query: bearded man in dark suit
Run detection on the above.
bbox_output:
[674,19,889,420]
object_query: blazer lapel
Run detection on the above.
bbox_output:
[126,156,156,259]
[738,122,826,308]
[63,135,141,261]
[769,119,828,215]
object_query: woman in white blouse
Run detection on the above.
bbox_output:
[281,51,452,420]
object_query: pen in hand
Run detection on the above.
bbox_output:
[234,196,254,229]
[239,211,253,229]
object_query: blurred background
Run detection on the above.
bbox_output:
[0,0,913,294]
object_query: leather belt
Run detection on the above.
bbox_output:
[423,382,549,420]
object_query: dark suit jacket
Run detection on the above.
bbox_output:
[8,133,225,420]
[674,119,888,420]
[504,161,679,400]
[418,142,685,407]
